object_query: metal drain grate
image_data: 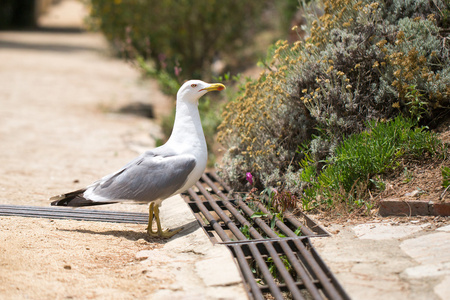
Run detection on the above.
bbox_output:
[0,204,148,224]
[182,172,350,300]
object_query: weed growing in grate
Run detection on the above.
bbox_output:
[239,224,252,240]
[250,254,297,288]
[266,255,293,282]
[237,187,303,239]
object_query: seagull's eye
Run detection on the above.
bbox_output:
[191,84,197,88]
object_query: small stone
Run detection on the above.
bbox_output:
[404,190,419,197]
[136,250,153,260]
[135,238,149,245]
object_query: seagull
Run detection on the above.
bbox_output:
[51,80,225,238]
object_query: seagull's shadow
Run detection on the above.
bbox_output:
[57,220,199,242]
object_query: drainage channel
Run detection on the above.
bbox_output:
[181,172,350,300]
[0,204,148,224]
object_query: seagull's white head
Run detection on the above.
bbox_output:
[177,80,225,104]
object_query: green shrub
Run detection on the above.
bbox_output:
[300,116,442,210]
[88,0,270,80]
[383,0,449,26]
[294,0,449,138]
[217,0,449,198]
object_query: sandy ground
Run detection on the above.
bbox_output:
[0,217,162,299]
[0,1,246,299]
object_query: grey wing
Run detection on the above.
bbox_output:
[84,151,196,203]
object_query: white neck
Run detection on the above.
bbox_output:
[166,100,207,154]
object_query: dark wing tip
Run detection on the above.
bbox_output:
[50,190,116,207]
[50,189,87,207]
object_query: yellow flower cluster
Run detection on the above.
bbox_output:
[388,47,438,100]
[308,0,380,50]
[217,38,304,169]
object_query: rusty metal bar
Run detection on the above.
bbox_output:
[290,238,343,300]
[208,171,328,236]
[193,181,252,240]
[231,244,265,300]
[256,241,305,300]
[220,200,322,299]
[187,188,232,242]
[247,241,286,299]
[199,174,265,239]
[228,201,326,299]
[277,239,324,300]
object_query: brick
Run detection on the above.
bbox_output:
[379,199,430,216]
[430,202,450,216]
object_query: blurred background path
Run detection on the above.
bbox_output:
[0,0,170,207]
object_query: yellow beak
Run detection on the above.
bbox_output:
[201,83,226,92]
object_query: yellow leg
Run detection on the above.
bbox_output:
[146,202,156,235]
[146,202,182,238]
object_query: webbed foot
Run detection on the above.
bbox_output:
[147,227,182,238]
[146,202,182,238]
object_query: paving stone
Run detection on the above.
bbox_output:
[434,276,450,300]
[402,262,450,278]
[400,232,450,265]
[137,196,246,299]
[352,223,427,240]
[195,253,245,287]
[313,223,450,300]
[437,224,450,232]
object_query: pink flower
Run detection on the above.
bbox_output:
[158,54,167,69]
[246,172,253,185]
[174,66,182,77]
